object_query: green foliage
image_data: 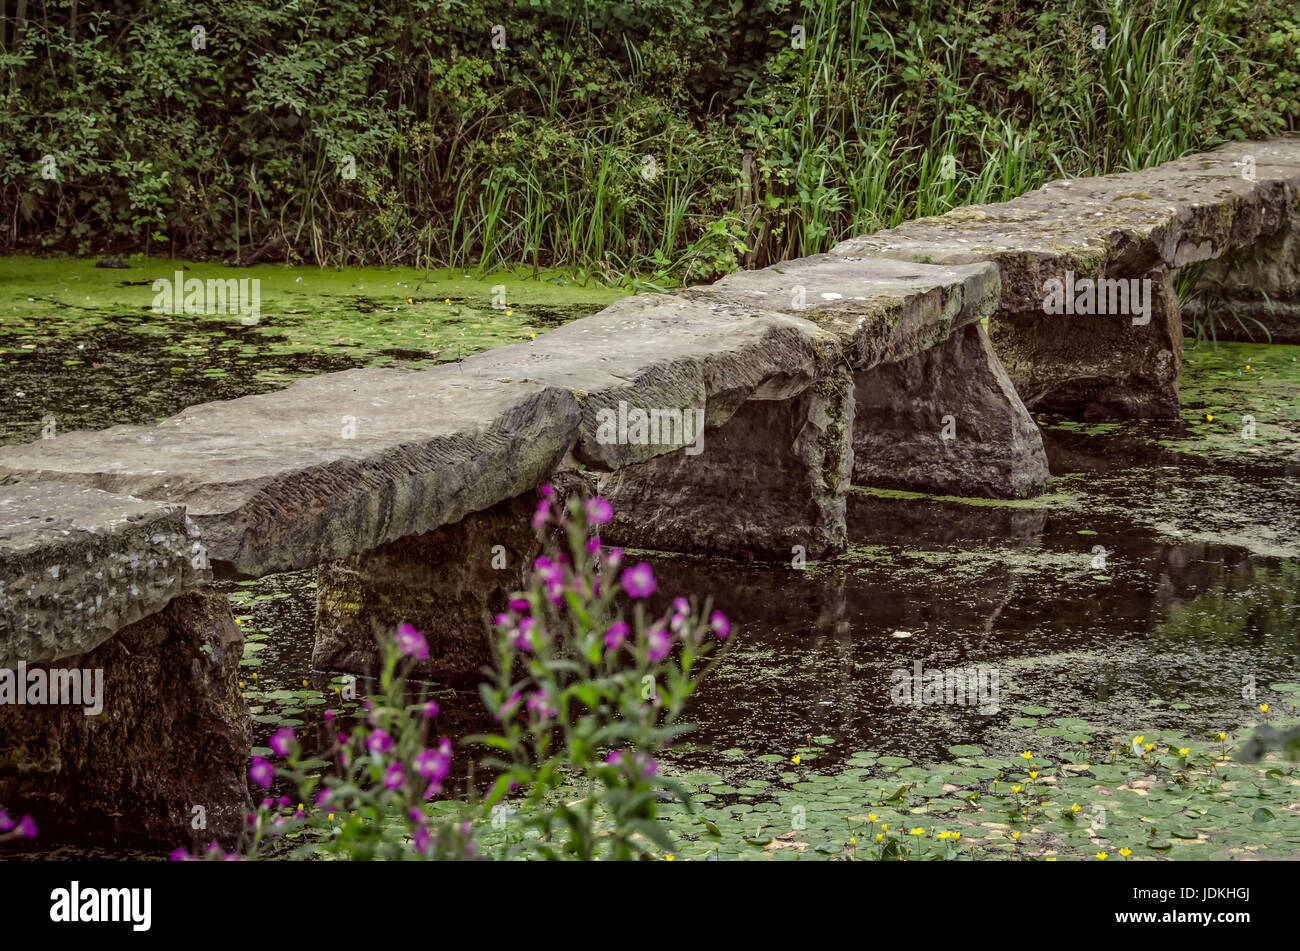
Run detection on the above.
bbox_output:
[179,487,731,860]
[3,1,1296,281]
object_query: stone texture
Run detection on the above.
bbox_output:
[987,267,1183,419]
[684,253,1001,370]
[853,322,1050,497]
[597,365,855,560]
[0,483,210,666]
[0,370,581,578]
[460,292,842,470]
[0,588,251,848]
[1182,180,1300,344]
[833,136,1300,416]
[313,492,539,681]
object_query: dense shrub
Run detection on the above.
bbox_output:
[2,0,1296,280]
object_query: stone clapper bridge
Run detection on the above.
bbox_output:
[2,138,1298,845]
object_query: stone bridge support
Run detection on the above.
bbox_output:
[987,268,1183,420]
[312,493,539,681]
[854,321,1050,497]
[0,588,250,849]
[597,365,855,560]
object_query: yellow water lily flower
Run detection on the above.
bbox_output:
[1021,750,1033,760]
[876,833,883,843]
[665,854,675,861]
[1179,747,1190,756]
[868,814,877,823]
[1011,785,1021,793]
[1071,803,1080,813]
[791,755,801,765]
[1096,851,1108,860]
[1260,703,1269,713]
[1119,847,1132,857]
[910,828,925,836]
[1029,771,1038,779]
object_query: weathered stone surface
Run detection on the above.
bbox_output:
[0,483,209,666]
[1182,180,1300,344]
[833,136,1300,416]
[686,253,1001,370]
[0,370,581,577]
[313,493,539,681]
[987,267,1183,419]
[0,588,250,847]
[461,293,841,470]
[597,365,855,560]
[853,323,1050,497]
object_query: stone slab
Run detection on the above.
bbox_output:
[0,483,207,665]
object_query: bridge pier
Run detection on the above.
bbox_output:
[312,493,539,680]
[988,268,1183,420]
[853,321,1050,498]
[0,588,250,848]
[1182,183,1300,344]
[597,365,855,561]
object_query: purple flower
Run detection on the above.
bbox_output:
[642,757,659,778]
[526,689,557,720]
[316,787,332,806]
[269,727,294,757]
[647,624,671,662]
[621,562,656,599]
[422,700,440,719]
[710,611,731,640]
[532,499,549,528]
[605,749,624,765]
[169,848,191,861]
[413,824,431,854]
[383,762,406,790]
[585,496,613,525]
[396,623,429,660]
[540,484,553,497]
[0,810,11,832]
[496,690,521,721]
[511,616,536,653]
[415,739,452,784]
[509,598,529,612]
[15,815,37,839]
[604,620,629,651]
[249,756,274,788]
[366,729,393,756]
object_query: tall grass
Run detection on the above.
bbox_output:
[4,0,1289,282]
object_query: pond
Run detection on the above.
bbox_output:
[4,256,1299,860]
